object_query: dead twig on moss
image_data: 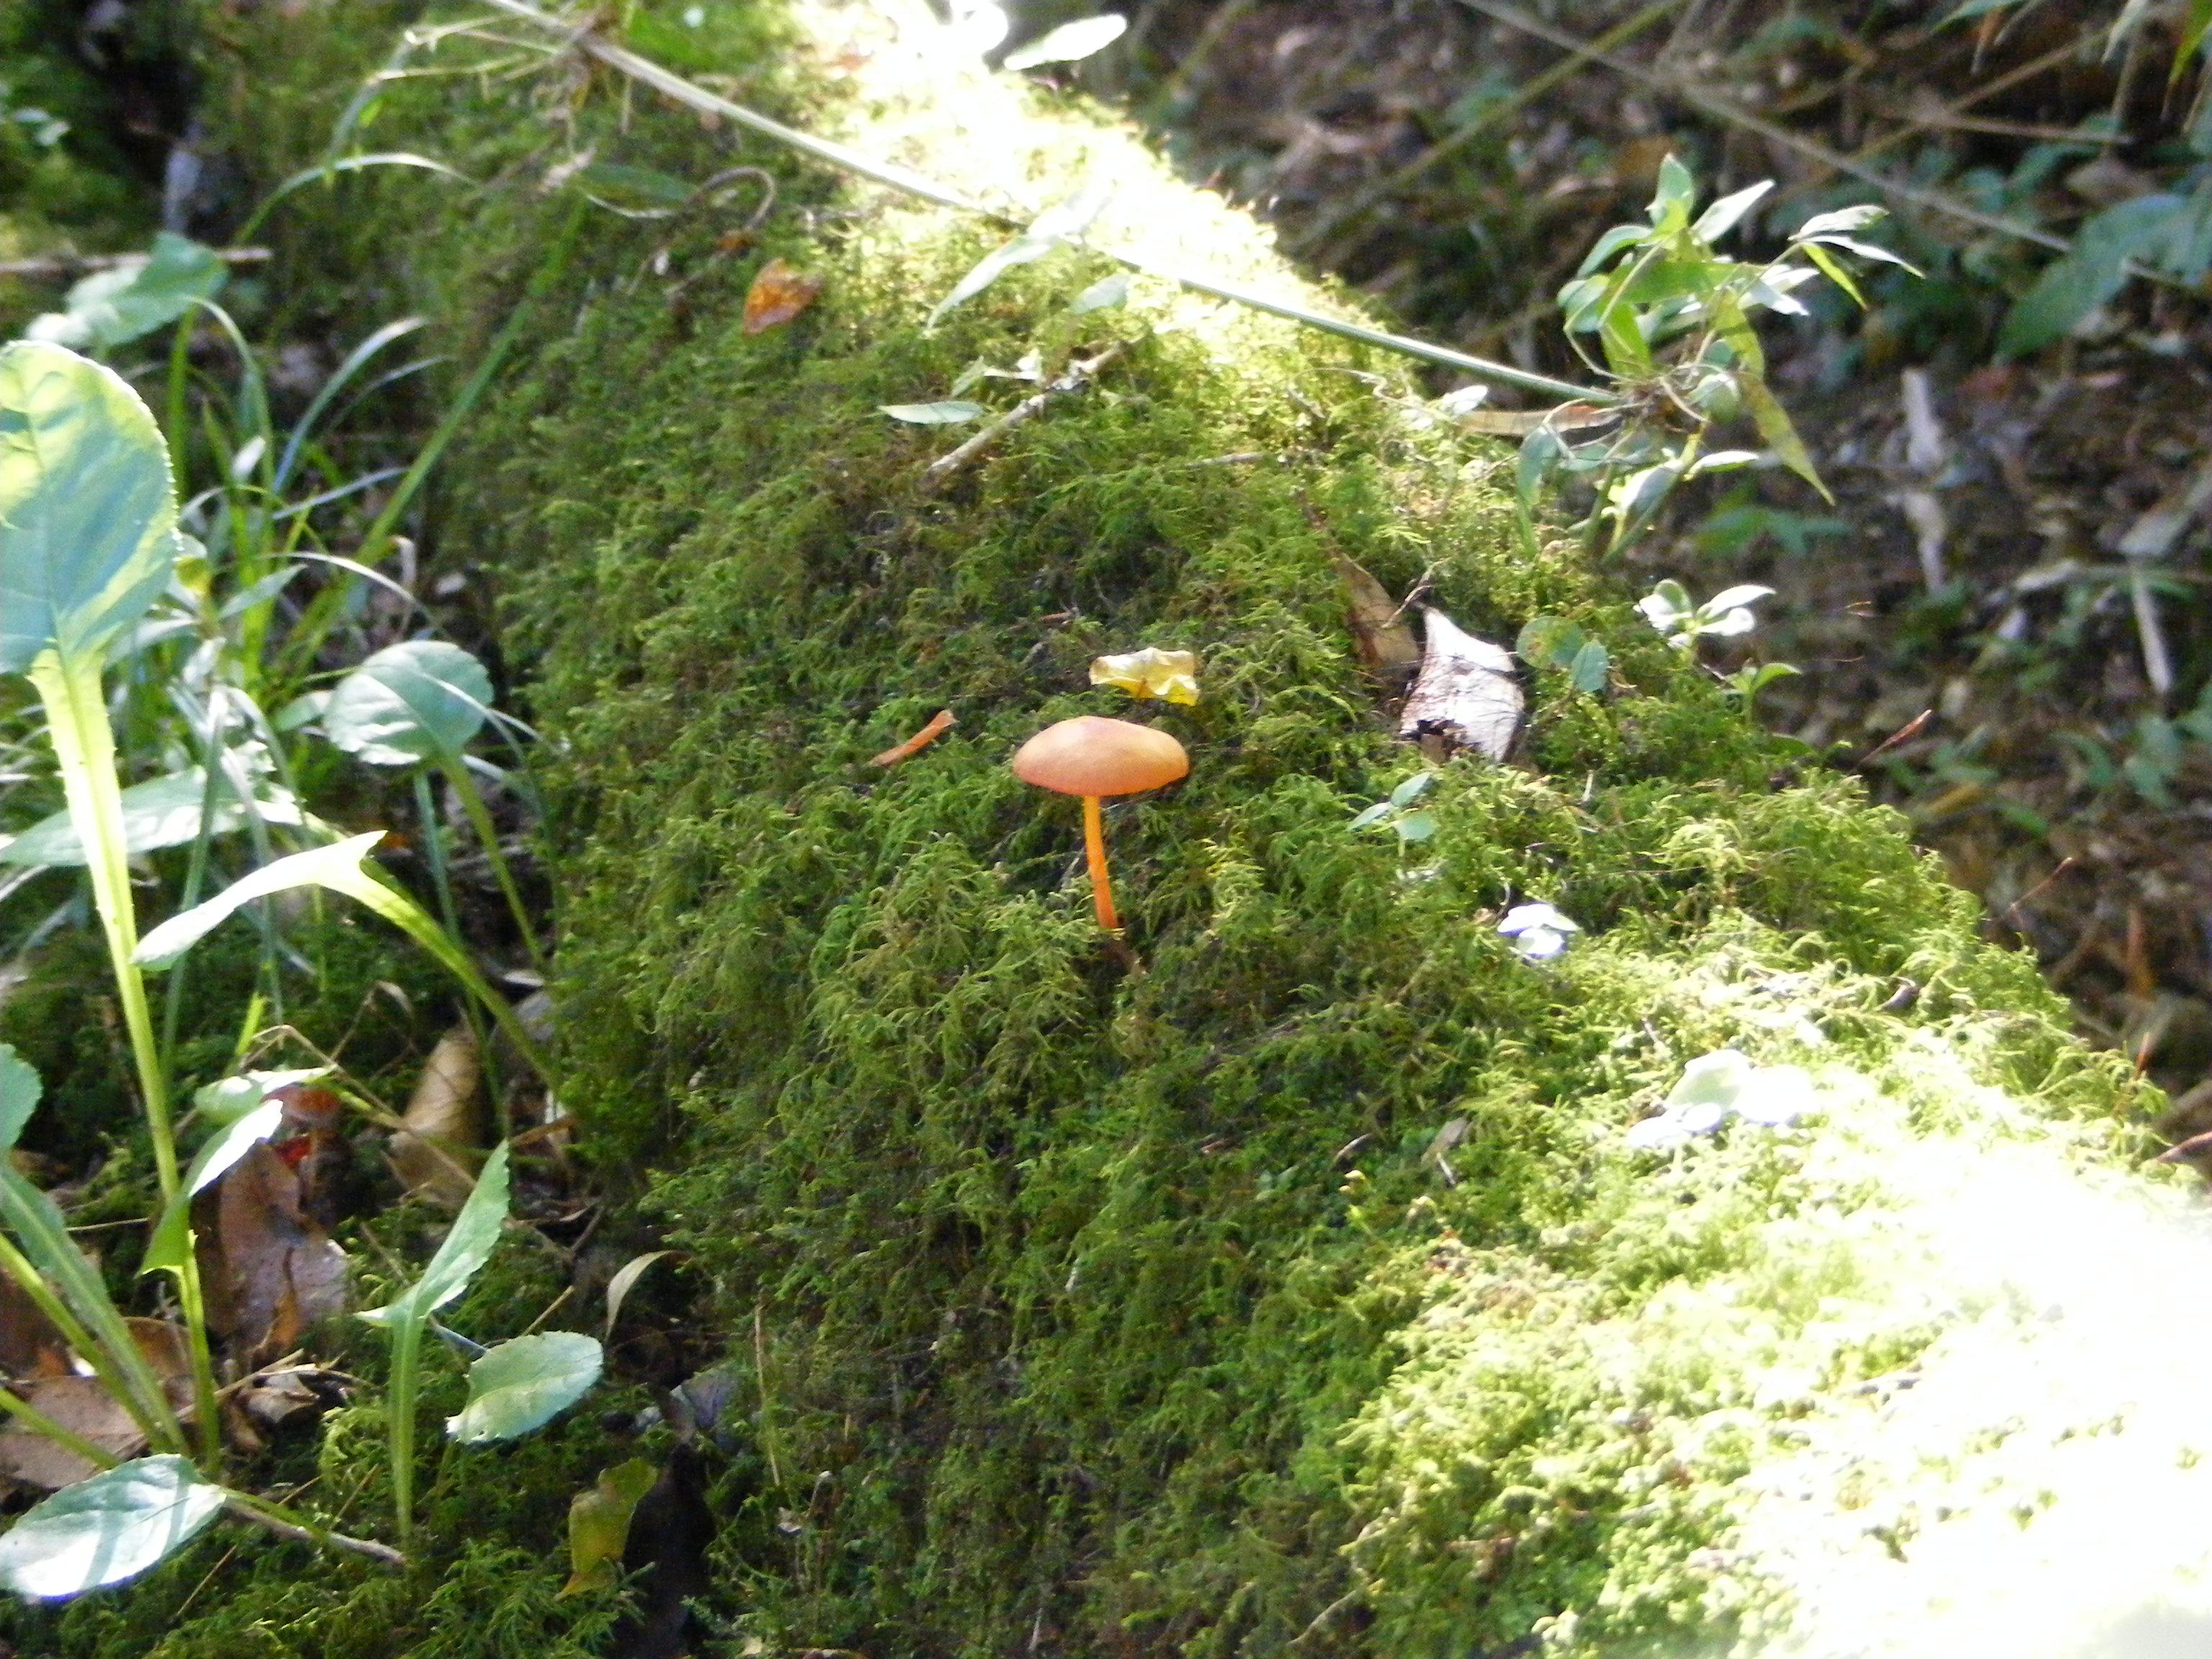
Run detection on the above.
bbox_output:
[0,248,273,282]
[469,0,1611,404]
[920,343,1129,491]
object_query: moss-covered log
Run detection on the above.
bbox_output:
[25,2,2212,1655]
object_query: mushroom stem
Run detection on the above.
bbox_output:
[1082,794,1118,931]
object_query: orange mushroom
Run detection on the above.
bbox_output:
[1012,716,1189,931]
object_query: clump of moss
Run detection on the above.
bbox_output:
[47,0,2185,1654]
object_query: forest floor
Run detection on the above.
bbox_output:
[1106,0,2212,1112]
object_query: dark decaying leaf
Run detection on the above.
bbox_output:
[1397,609,1524,761]
[225,1363,356,1453]
[1333,553,1421,688]
[210,1141,351,1367]
[742,258,824,334]
[616,1442,714,1659]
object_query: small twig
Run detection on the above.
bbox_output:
[920,343,1128,490]
[222,1496,407,1568]
[1853,708,1932,770]
[0,247,272,282]
[470,0,1610,404]
[1294,0,1686,260]
[2001,856,2078,932]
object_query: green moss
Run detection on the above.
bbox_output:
[42,0,2189,1653]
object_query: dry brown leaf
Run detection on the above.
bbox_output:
[742,258,824,334]
[0,1375,145,1489]
[1333,553,1420,688]
[1398,608,1524,762]
[388,1027,486,1208]
[215,1141,351,1367]
[869,709,956,769]
[0,1273,70,1380]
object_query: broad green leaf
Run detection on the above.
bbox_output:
[1799,241,1866,309]
[323,640,493,768]
[1691,181,1773,245]
[1347,801,1393,830]
[1738,374,1828,498]
[0,342,181,673]
[1002,14,1127,69]
[1791,204,1886,240]
[446,1330,604,1444]
[1647,154,1696,232]
[0,765,302,868]
[24,235,226,356]
[573,160,695,209]
[2000,194,2182,357]
[564,1459,660,1596]
[133,833,388,971]
[2181,0,2212,75]
[144,1097,287,1276]
[1575,222,1650,278]
[878,401,986,425]
[192,1068,324,1126]
[1598,302,1653,379]
[1568,639,1611,696]
[0,1045,38,1156]
[0,1456,225,1599]
[360,1141,511,1328]
[1388,770,1435,811]
[1393,811,1437,846]
[1067,271,1129,315]
[1705,584,1776,614]
[929,183,1112,325]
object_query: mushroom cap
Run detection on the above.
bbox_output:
[1011,716,1189,799]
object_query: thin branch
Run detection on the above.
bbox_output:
[223,1496,408,1568]
[1293,0,1689,260]
[467,0,1612,405]
[1454,0,2085,258]
[921,343,1128,490]
[0,248,273,282]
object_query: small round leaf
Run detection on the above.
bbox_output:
[446,1331,603,1445]
[324,640,494,768]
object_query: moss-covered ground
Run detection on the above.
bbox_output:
[12,1,2211,1655]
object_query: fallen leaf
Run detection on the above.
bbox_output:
[1089,648,1200,706]
[0,1375,145,1490]
[228,1363,354,1452]
[564,1457,660,1596]
[1333,554,1421,688]
[387,1027,485,1209]
[617,1442,715,1659]
[0,1272,69,1380]
[742,258,823,334]
[213,1141,351,1367]
[603,1249,677,1338]
[1398,609,1523,762]
[869,709,956,768]
[0,1321,192,1490]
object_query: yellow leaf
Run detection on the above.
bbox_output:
[562,1458,660,1596]
[1089,647,1199,706]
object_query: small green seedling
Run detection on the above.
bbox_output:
[1349,770,1439,848]
[1516,616,1611,694]
[323,639,546,974]
[1637,580,1773,650]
